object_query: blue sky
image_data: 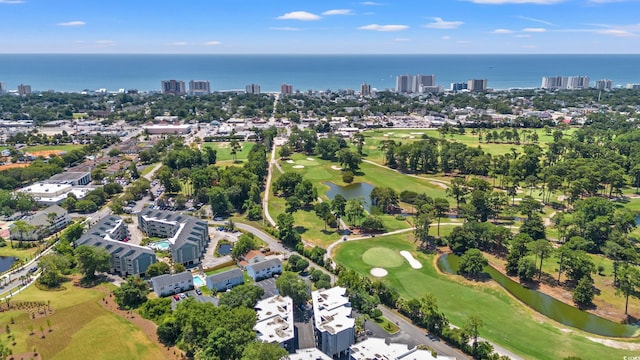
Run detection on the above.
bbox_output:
[1,0,639,53]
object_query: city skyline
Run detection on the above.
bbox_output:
[1,0,639,54]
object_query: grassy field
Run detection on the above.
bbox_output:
[0,280,165,360]
[333,234,639,360]
[203,142,253,163]
[140,163,160,176]
[180,179,194,196]
[23,144,84,153]
[0,242,43,262]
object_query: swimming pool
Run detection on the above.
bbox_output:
[149,240,170,251]
[193,276,205,287]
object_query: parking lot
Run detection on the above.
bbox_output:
[255,278,279,299]
[170,289,217,310]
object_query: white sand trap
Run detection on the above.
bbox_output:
[409,136,415,139]
[331,165,343,170]
[285,160,294,164]
[430,181,449,189]
[292,165,305,169]
[370,267,388,277]
[410,132,424,135]
[400,251,422,269]
[306,157,315,161]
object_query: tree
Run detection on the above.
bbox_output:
[173,262,186,273]
[528,239,553,280]
[446,177,468,209]
[342,170,355,184]
[146,262,171,277]
[573,276,594,308]
[230,139,242,162]
[113,276,149,309]
[277,213,300,246]
[458,249,488,278]
[360,216,385,233]
[331,194,347,228]
[231,234,257,260]
[75,199,97,213]
[517,257,536,283]
[617,264,640,315]
[433,197,450,238]
[463,315,484,355]
[75,245,111,280]
[414,213,432,249]
[219,285,265,309]
[275,271,310,305]
[11,220,36,246]
[209,186,233,217]
[314,202,332,231]
[519,215,546,240]
[345,197,365,226]
[240,341,288,360]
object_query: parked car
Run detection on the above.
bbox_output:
[195,289,202,295]
[173,294,180,301]
[179,293,187,299]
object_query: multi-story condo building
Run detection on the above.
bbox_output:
[451,82,468,92]
[281,83,293,95]
[395,74,412,93]
[10,205,71,241]
[150,271,194,296]
[360,83,371,97]
[312,287,355,359]
[189,80,210,96]
[137,208,209,267]
[467,79,488,92]
[254,295,295,351]
[75,215,157,277]
[245,83,261,94]
[161,80,186,95]
[595,79,613,90]
[18,84,32,95]
[0,82,6,94]
[412,74,435,93]
[349,338,456,360]
[541,76,568,90]
[567,76,590,90]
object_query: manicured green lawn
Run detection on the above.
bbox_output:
[140,163,160,176]
[204,142,253,162]
[0,280,165,360]
[0,242,42,262]
[334,234,639,360]
[23,144,83,153]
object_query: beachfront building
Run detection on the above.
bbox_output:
[9,205,70,241]
[281,83,293,95]
[137,208,209,267]
[150,271,194,297]
[595,79,613,90]
[395,74,412,94]
[451,82,468,92]
[467,79,488,92]
[541,76,568,90]
[18,84,32,96]
[312,286,355,359]
[285,348,332,360]
[76,215,156,277]
[412,74,435,93]
[349,338,455,360]
[360,83,371,97]
[161,80,186,95]
[246,258,282,281]
[253,295,295,350]
[206,268,244,291]
[246,83,261,94]
[189,80,210,96]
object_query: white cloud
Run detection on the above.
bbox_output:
[596,29,635,37]
[205,41,221,46]
[523,27,547,32]
[442,35,452,40]
[589,0,640,3]
[277,11,321,21]
[57,21,86,27]
[492,28,514,34]
[0,0,25,4]
[358,24,408,32]
[515,34,532,37]
[456,40,471,44]
[393,38,410,42]
[168,42,188,46]
[360,1,384,5]
[322,9,353,16]
[425,17,463,29]
[521,45,537,48]
[95,40,115,48]
[269,27,301,31]
[516,16,554,26]
[467,0,564,4]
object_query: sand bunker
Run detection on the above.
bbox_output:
[285,160,294,164]
[400,251,422,269]
[430,181,449,189]
[292,165,305,169]
[306,157,315,161]
[370,267,388,277]
[331,165,343,171]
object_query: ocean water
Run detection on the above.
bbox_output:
[1,54,639,93]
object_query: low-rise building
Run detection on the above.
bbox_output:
[143,124,191,135]
[150,271,193,297]
[349,338,456,360]
[312,287,355,359]
[246,258,282,281]
[285,348,332,360]
[254,295,295,350]
[46,171,91,186]
[206,268,244,291]
[9,205,70,241]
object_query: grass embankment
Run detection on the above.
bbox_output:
[334,234,639,360]
[0,280,165,360]
[0,243,42,262]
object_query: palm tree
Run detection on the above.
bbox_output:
[11,220,36,248]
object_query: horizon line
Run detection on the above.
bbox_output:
[1,53,640,56]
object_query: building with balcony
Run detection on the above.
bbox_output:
[312,287,355,359]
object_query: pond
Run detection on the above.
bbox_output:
[218,243,232,256]
[437,254,640,337]
[324,182,374,211]
[0,256,16,273]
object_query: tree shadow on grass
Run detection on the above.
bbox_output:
[75,274,110,288]
[294,226,308,235]
[459,272,493,283]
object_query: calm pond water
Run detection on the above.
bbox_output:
[0,256,16,273]
[438,254,640,337]
[218,244,232,256]
[324,182,374,211]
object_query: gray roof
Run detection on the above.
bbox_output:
[138,208,208,249]
[207,268,243,284]
[47,171,90,183]
[22,205,67,227]
[247,258,282,273]
[151,271,192,288]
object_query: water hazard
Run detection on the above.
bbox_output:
[437,254,640,337]
[0,256,16,273]
[324,182,374,211]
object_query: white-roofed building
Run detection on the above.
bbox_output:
[312,287,355,359]
[254,295,295,351]
[349,337,456,360]
[284,348,332,360]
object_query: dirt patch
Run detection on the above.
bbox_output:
[586,336,640,351]
[430,181,449,189]
[26,150,66,157]
[0,163,29,170]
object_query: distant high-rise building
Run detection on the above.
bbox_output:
[594,79,612,90]
[541,76,568,90]
[567,76,590,90]
[161,80,186,95]
[451,82,468,92]
[245,84,261,94]
[281,83,293,95]
[360,83,371,96]
[395,74,412,93]
[467,79,487,92]
[189,80,210,96]
[18,84,31,96]
[0,82,6,94]
[412,74,435,93]
[626,84,640,90]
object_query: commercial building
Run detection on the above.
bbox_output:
[281,83,293,95]
[349,338,455,360]
[189,80,210,96]
[47,171,92,186]
[467,79,488,92]
[137,208,210,267]
[161,80,186,95]
[76,215,157,277]
[285,348,332,360]
[246,83,261,94]
[143,124,192,135]
[206,268,244,291]
[312,287,355,359]
[253,295,295,350]
[19,182,97,206]
[9,205,70,241]
[246,258,282,281]
[18,84,32,95]
[595,79,613,90]
[151,271,194,297]
[360,83,371,97]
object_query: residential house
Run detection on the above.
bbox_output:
[254,295,295,351]
[246,258,282,281]
[150,271,193,297]
[10,205,70,241]
[206,268,244,292]
[312,287,355,359]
